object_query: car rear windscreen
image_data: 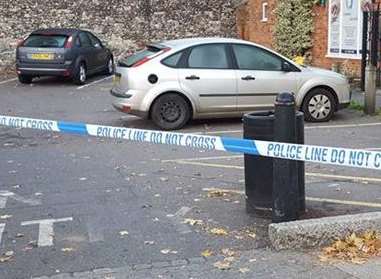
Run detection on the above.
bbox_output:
[23,35,68,48]
[118,46,162,67]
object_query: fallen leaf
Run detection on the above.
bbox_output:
[79,177,87,181]
[183,218,204,226]
[213,260,231,270]
[201,249,213,257]
[15,233,24,238]
[239,267,250,273]
[144,241,155,245]
[224,256,235,262]
[160,249,171,254]
[61,248,74,252]
[207,190,226,198]
[221,248,236,257]
[160,177,169,182]
[0,256,12,263]
[119,230,129,236]
[4,251,14,257]
[0,215,12,220]
[210,228,228,236]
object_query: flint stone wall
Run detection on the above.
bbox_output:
[0,0,237,72]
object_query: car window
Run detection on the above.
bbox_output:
[75,36,81,47]
[161,51,183,68]
[187,44,229,69]
[87,33,102,47]
[118,45,163,67]
[232,44,283,71]
[23,35,68,48]
[78,32,92,48]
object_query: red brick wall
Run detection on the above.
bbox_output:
[236,1,362,76]
[236,0,277,49]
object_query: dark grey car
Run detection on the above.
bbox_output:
[16,28,114,85]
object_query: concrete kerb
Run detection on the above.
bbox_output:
[269,211,381,250]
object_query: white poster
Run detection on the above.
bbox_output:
[328,0,363,58]
[341,0,359,54]
[329,0,341,54]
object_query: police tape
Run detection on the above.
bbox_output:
[1,114,381,170]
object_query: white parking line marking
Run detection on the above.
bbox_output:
[0,78,17,85]
[164,158,381,184]
[0,223,5,245]
[21,217,73,247]
[76,76,112,90]
[201,122,381,135]
[201,188,381,208]
[0,191,41,207]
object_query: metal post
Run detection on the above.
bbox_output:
[272,92,299,223]
[365,10,378,115]
[361,12,369,91]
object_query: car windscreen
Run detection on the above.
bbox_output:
[118,45,163,67]
[23,35,68,48]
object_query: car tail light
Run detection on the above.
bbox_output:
[16,37,26,47]
[132,47,171,68]
[64,36,73,49]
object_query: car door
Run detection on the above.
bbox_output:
[87,32,108,71]
[178,43,237,113]
[231,44,298,111]
[77,32,97,73]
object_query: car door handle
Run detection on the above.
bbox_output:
[185,75,200,80]
[241,75,256,81]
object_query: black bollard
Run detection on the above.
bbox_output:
[272,92,299,223]
[296,112,305,213]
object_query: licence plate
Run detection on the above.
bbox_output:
[31,53,54,60]
[113,73,121,84]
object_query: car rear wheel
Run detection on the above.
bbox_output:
[18,74,33,84]
[302,88,336,122]
[151,93,191,130]
[73,62,87,85]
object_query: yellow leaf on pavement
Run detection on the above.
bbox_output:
[213,260,231,270]
[210,228,228,236]
[201,249,213,257]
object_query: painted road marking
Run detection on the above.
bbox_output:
[0,78,17,85]
[202,122,381,135]
[76,76,112,90]
[0,223,5,245]
[0,191,41,208]
[163,157,381,184]
[21,217,73,247]
[202,188,381,208]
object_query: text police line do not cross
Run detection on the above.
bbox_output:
[1,115,381,170]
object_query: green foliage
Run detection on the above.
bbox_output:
[274,0,317,59]
[348,100,364,111]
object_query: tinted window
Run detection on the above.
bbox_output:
[187,44,228,69]
[79,33,92,47]
[23,35,67,48]
[87,33,102,47]
[118,46,162,67]
[232,44,283,71]
[162,52,183,67]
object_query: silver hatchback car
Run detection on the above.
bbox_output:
[111,38,350,130]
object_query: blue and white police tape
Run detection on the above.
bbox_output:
[1,114,381,170]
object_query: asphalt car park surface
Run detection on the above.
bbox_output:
[0,76,381,278]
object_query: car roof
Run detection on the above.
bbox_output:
[30,28,84,36]
[159,37,255,49]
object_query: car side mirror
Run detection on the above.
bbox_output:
[282,61,293,72]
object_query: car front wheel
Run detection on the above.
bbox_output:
[151,93,191,130]
[302,88,336,122]
[18,74,33,84]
